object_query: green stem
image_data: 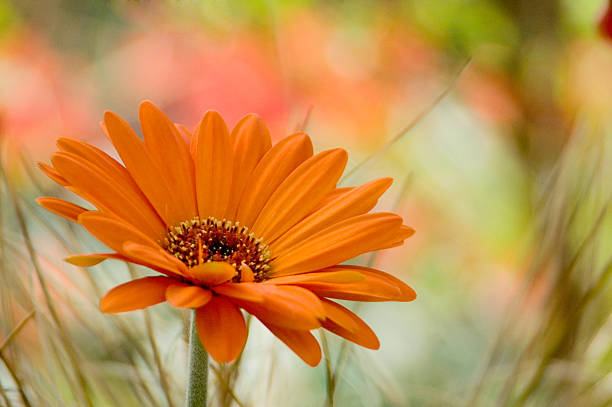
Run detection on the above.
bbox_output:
[186,310,208,407]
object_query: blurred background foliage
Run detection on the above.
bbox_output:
[1,0,612,406]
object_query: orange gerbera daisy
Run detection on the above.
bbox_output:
[37,101,416,366]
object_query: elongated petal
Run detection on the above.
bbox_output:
[100,276,175,313]
[270,213,405,277]
[37,197,88,222]
[321,299,380,349]
[52,151,164,239]
[78,211,160,255]
[226,114,272,219]
[309,187,354,213]
[39,162,69,186]
[369,225,415,251]
[213,282,265,302]
[293,265,417,302]
[252,148,348,242]
[235,133,313,228]
[104,111,183,227]
[196,296,247,363]
[187,261,237,286]
[193,110,233,219]
[166,284,212,308]
[139,101,197,219]
[271,178,393,253]
[262,323,321,366]
[65,253,124,267]
[320,299,360,333]
[229,285,324,330]
[56,138,165,234]
[266,270,364,285]
[66,250,181,277]
[56,137,164,232]
[123,242,188,276]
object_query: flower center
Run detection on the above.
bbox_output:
[162,217,271,282]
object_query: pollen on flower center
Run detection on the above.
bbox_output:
[162,217,271,282]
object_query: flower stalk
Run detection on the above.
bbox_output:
[186,310,208,407]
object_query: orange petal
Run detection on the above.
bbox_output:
[38,162,69,186]
[65,253,124,267]
[265,270,365,285]
[229,285,324,330]
[51,152,165,239]
[320,299,380,349]
[100,276,175,313]
[293,265,417,302]
[235,133,313,228]
[309,187,354,213]
[165,284,212,308]
[196,296,247,363]
[104,110,183,227]
[252,148,348,242]
[262,323,321,366]
[37,197,88,222]
[57,139,152,205]
[271,178,393,254]
[187,261,236,286]
[56,137,167,237]
[212,282,265,302]
[139,101,197,220]
[226,114,272,219]
[369,225,415,252]
[123,242,188,276]
[78,211,160,255]
[240,263,255,282]
[270,213,405,277]
[193,110,233,219]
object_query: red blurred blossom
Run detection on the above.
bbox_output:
[0,30,97,160]
[276,11,441,150]
[458,65,521,126]
[600,0,612,40]
[101,27,289,137]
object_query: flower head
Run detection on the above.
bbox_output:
[38,101,416,366]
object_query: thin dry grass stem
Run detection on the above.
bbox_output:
[0,384,12,407]
[0,350,32,407]
[210,364,248,407]
[114,346,166,407]
[0,310,35,352]
[464,126,612,407]
[1,167,94,407]
[319,331,335,407]
[144,309,176,407]
[323,174,413,405]
[213,315,252,407]
[25,153,167,405]
[295,105,314,133]
[51,287,165,407]
[462,127,604,407]
[0,311,35,407]
[18,153,46,194]
[113,317,159,373]
[340,58,471,183]
[127,264,176,407]
[264,351,277,406]
[579,258,612,312]
[499,198,612,407]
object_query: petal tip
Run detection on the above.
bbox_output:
[65,254,107,267]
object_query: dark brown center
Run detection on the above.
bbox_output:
[162,217,271,282]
